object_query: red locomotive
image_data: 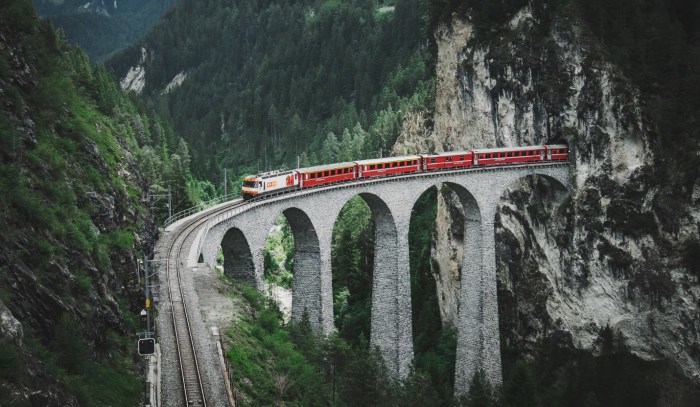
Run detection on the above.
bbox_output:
[241,144,568,200]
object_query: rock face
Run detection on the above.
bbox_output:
[0,12,157,404]
[0,300,23,346]
[395,7,700,382]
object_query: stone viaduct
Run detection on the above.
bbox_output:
[190,162,570,394]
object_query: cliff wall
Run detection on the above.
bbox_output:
[394,6,700,382]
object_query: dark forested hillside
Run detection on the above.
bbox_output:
[108,0,433,182]
[0,1,196,404]
[32,0,175,62]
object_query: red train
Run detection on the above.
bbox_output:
[241,145,568,200]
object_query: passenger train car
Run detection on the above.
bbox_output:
[241,144,568,200]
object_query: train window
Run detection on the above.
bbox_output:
[430,158,436,163]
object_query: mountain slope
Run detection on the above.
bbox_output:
[32,0,175,62]
[0,1,190,404]
[108,0,432,181]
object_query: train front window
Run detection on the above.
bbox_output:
[243,180,257,188]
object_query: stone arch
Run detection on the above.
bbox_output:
[221,227,255,284]
[332,192,404,375]
[280,207,324,328]
[409,182,485,395]
[454,170,570,395]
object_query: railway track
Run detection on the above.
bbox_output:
[164,199,247,406]
[158,160,568,405]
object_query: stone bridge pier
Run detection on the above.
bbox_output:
[196,164,570,394]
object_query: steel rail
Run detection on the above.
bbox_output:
[161,160,569,405]
[165,199,248,406]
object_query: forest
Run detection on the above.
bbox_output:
[107,0,433,185]
[215,0,700,405]
[0,1,205,404]
[2,0,699,404]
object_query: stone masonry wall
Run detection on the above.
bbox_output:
[198,164,570,390]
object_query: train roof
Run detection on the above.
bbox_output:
[544,144,568,149]
[297,162,356,173]
[354,155,421,165]
[244,168,294,180]
[421,150,473,156]
[471,145,546,153]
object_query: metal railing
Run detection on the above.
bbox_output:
[164,192,241,227]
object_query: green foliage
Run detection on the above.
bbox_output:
[263,216,295,289]
[409,186,458,403]
[0,3,191,404]
[502,361,538,407]
[495,325,692,407]
[0,340,24,383]
[108,0,433,183]
[227,284,326,404]
[332,196,374,347]
[459,370,498,407]
[52,314,90,375]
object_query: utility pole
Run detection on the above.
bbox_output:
[144,256,151,338]
[168,185,172,220]
[297,155,300,169]
[380,148,383,158]
[224,168,227,197]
